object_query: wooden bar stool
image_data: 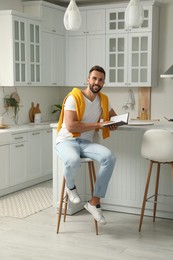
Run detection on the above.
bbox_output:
[57,158,98,235]
[139,129,173,232]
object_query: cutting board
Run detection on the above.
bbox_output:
[29,102,41,122]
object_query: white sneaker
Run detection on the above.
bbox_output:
[66,186,80,204]
[84,202,106,225]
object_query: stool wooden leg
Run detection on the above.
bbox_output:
[64,192,68,222]
[57,177,66,234]
[139,160,153,232]
[153,163,160,222]
[88,161,99,235]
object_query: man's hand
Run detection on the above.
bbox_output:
[99,121,117,131]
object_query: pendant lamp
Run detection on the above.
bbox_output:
[64,0,82,31]
[125,0,144,27]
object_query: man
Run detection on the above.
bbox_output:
[55,65,117,224]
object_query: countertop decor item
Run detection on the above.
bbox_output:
[52,104,62,115]
[29,102,41,122]
[3,92,20,124]
[64,0,82,31]
[125,0,144,27]
[122,89,135,110]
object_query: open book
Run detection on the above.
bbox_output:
[102,113,129,127]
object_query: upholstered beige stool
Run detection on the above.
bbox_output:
[139,129,173,232]
[57,158,98,235]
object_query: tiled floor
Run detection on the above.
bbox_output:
[0,207,173,260]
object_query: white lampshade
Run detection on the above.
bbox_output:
[64,0,82,31]
[125,0,144,27]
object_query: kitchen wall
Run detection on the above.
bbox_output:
[0,0,173,126]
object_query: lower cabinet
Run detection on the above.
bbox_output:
[0,126,53,196]
[28,130,42,180]
[0,144,10,190]
[42,129,52,176]
[10,132,28,185]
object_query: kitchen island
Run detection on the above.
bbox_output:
[51,121,173,219]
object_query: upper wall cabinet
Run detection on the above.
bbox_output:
[106,5,152,34]
[68,9,105,36]
[66,9,106,86]
[23,1,65,86]
[23,1,65,35]
[0,11,41,87]
[105,3,160,87]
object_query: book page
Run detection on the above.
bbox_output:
[102,113,129,127]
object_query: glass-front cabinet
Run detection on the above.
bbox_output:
[128,33,151,86]
[106,33,151,87]
[106,6,152,34]
[14,20,26,83]
[106,4,159,87]
[106,8,126,33]
[0,11,41,86]
[13,16,41,86]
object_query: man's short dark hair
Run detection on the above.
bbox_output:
[89,65,106,79]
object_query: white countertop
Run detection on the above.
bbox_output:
[50,120,173,132]
[0,121,56,134]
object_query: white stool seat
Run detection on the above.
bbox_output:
[141,129,173,162]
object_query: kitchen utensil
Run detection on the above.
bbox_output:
[164,116,173,122]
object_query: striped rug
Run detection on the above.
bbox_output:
[0,180,53,218]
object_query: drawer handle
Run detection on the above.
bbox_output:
[14,137,24,140]
[32,132,40,135]
[15,144,24,148]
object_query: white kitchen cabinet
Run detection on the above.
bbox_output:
[0,11,41,86]
[41,129,53,176]
[106,3,159,87]
[106,32,152,87]
[0,125,53,197]
[23,1,65,87]
[0,145,10,190]
[10,133,28,185]
[42,32,65,86]
[68,9,105,36]
[23,1,65,35]
[66,9,106,86]
[28,130,42,180]
[106,5,152,34]
[41,4,65,35]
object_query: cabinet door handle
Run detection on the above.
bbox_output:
[14,137,24,140]
[52,29,56,33]
[47,130,52,133]
[32,132,40,135]
[15,144,24,148]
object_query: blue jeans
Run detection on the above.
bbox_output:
[55,138,116,198]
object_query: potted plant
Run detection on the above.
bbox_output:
[3,92,20,124]
[52,104,62,119]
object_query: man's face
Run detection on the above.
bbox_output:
[87,70,105,94]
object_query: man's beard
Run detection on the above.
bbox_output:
[89,84,103,93]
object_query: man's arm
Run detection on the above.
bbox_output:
[64,110,104,133]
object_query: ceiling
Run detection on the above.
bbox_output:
[22,0,170,7]
[23,0,129,7]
